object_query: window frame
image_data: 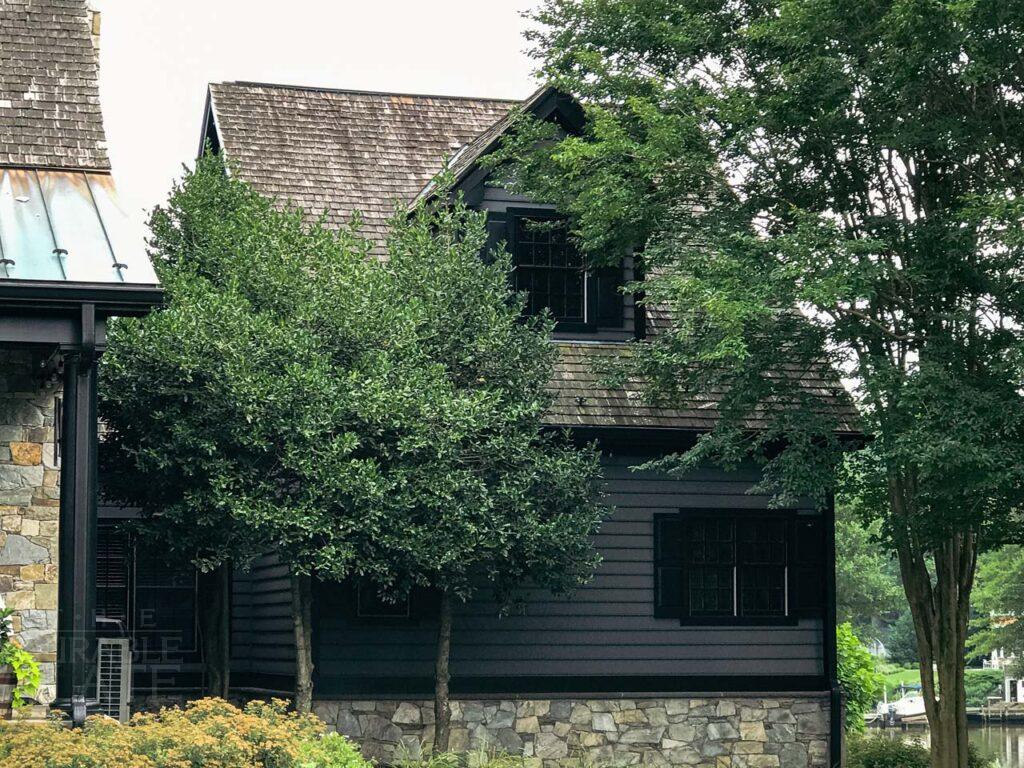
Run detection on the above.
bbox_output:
[95,521,201,657]
[355,580,412,621]
[653,509,823,627]
[506,207,624,333]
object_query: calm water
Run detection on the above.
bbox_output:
[874,725,1024,768]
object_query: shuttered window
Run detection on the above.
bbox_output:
[95,524,130,629]
[653,511,825,625]
[95,522,199,655]
[506,209,624,332]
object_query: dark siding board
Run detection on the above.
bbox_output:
[320,644,820,662]
[320,615,818,636]
[313,455,825,687]
[321,660,819,677]
[316,628,819,646]
[232,552,295,679]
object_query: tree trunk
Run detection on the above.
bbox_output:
[291,573,314,714]
[433,590,454,754]
[890,475,977,768]
[197,562,231,698]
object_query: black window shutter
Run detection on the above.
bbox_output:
[653,514,684,618]
[484,212,508,260]
[95,523,131,630]
[789,516,826,617]
[595,264,624,327]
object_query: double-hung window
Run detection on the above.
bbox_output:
[653,510,825,624]
[507,209,623,332]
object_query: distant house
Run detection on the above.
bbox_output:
[0,0,161,724]
[88,80,858,767]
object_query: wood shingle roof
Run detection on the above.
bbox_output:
[0,0,109,170]
[547,343,859,434]
[205,81,860,435]
[207,82,516,252]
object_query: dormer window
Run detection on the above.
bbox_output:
[511,211,586,327]
[508,209,624,333]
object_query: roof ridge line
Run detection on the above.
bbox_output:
[216,80,525,103]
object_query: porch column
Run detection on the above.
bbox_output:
[56,305,99,725]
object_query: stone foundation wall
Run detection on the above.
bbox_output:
[314,696,831,768]
[0,350,60,704]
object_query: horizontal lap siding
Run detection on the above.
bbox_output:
[314,455,824,683]
[232,553,295,679]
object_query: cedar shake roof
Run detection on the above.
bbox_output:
[205,81,859,435]
[206,82,517,251]
[547,343,860,434]
[0,0,109,170]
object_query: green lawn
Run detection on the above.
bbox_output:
[876,665,1004,707]
[880,665,922,699]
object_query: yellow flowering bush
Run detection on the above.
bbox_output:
[0,697,370,768]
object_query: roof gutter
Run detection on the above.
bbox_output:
[0,280,163,316]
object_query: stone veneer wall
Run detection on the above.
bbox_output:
[313,696,831,768]
[0,350,60,704]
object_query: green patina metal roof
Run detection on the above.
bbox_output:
[0,168,158,286]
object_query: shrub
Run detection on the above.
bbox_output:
[848,736,931,768]
[848,736,993,768]
[0,698,370,768]
[837,623,884,733]
[0,607,40,707]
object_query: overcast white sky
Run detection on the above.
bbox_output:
[89,0,540,226]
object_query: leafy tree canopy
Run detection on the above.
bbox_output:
[103,153,605,598]
[490,3,1024,763]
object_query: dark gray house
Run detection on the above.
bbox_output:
[98,82,856,767]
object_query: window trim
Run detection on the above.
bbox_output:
[507,207,625,334]
[654,508,822,627]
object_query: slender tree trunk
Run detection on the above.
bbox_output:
[197,562,231,698]
[291,573,314,713]
[890,475,977,768]
[433,590,453,754]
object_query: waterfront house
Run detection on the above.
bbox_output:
[96,80,855,767]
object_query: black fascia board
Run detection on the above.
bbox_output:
[0,280,164,317]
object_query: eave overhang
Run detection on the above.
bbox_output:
[0,279,163,317]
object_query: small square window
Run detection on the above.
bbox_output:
[356,582,411,619]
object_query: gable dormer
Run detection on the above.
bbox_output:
[444,88,637,341]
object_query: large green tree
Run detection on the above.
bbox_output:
[494,2,1024,766]
[101,155,606,727]
[100,152,385,703]
[967,546,1024,666]
[836,506,903,638]
[241,189,608,750]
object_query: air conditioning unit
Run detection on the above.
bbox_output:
[96,638,131,723]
